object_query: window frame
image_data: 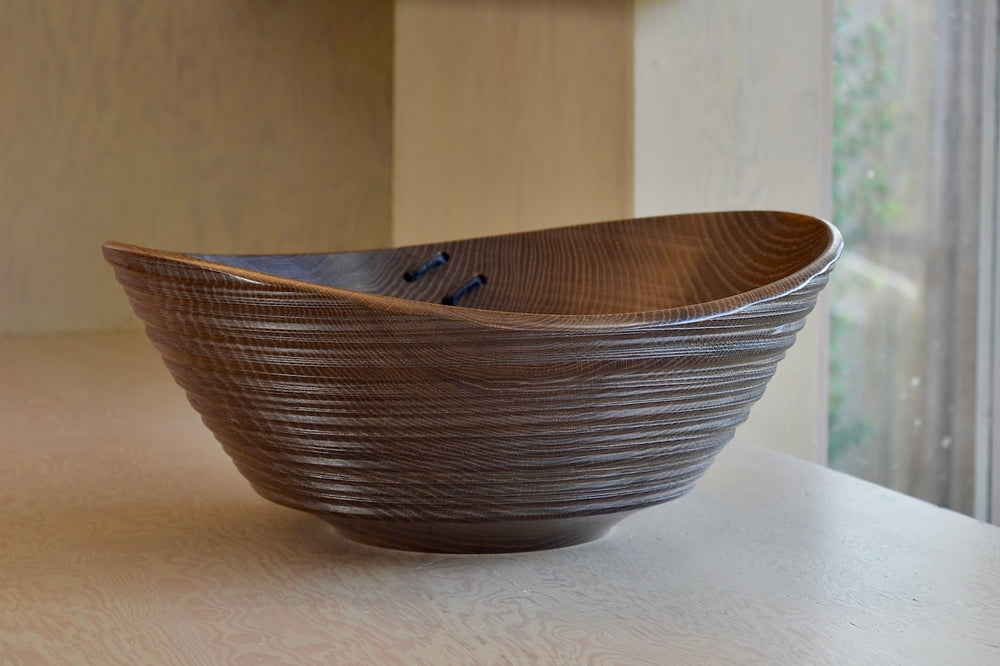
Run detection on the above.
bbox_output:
[976,1,999,525]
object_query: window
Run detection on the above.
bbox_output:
[830,0,998,521]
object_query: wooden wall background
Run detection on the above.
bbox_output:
[0,0,393,334]
[393,0,831,461]
[392,0,633,245]
[633,0,832,460]
[1,0,831,461]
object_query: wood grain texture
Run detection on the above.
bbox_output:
[634,0,834,462]
[392,0,633,246]
[0,0,392,335]
[103,212,841,552]
[2,331,998,663]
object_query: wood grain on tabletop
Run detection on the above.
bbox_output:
[2,333,999,664]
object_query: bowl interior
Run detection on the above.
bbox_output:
[189,212,836,316]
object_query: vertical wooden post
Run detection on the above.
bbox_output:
[395,0,833,462]
[633,0,833,462]
[393,0,633,245]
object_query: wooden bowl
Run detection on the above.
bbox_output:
[104,211,842,553]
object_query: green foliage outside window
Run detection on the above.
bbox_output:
[829,1,901,461]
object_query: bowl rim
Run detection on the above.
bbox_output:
[103,210,843,332]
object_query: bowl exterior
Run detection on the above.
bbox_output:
[104,215,839,552]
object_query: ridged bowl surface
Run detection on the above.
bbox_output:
[104,211,842,552]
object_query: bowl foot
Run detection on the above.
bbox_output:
[325,512,637,554]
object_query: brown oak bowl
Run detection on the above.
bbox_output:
[104,211,842,553]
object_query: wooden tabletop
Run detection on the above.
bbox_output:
[2,332,998,665]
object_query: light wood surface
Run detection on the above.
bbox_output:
[0,0,393,335]
[392,0,633,245]
[2,332,998,664]
[634,0,834,463]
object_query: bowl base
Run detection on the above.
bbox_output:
[325,512,637,554]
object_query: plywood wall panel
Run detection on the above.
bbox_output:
[0,0,393,334]
[634,0,833,461]
[393,0,632,245]
[634,0,830,217]
[394,0,832,461]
